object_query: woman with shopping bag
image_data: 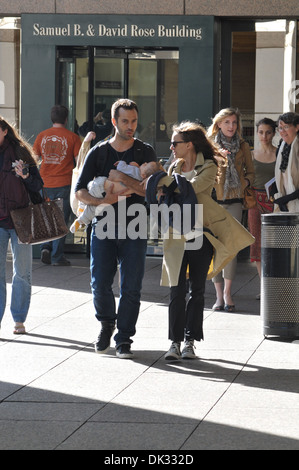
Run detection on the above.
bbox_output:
[0,116,43,335]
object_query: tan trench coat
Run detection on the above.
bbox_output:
[158,153,255,287]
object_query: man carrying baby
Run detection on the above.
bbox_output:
[75,98,157,358]
[71,160,161,232]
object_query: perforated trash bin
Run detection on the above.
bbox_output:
[261,213,299,338]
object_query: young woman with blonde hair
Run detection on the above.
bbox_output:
[207,108,255,312]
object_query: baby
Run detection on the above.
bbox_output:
[70,160,162,233]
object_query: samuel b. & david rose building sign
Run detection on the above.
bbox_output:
[32,22,203,40]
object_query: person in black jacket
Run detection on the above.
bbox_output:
[79,105,113,144]
[0,116,43,335]
[75,99,157,359]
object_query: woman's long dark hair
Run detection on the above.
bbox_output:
[172,120,221,164]
[0,116,37,165]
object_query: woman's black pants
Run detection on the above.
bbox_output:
[168,236,213,342]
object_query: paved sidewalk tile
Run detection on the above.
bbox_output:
[1,255,299,450]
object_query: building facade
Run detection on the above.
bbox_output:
[0,1,298,253]
[1,2,299,148]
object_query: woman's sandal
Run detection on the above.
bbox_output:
[212,304,224,312]
[224,304,235,313]
[13,323,26,335]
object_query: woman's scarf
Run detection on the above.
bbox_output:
[279,142,291,172]
[215,130,241,199]
[275,135,299,196]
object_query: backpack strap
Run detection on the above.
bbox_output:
[133,138,146,165]
[94,141,110,177]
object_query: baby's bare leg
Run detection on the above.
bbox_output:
[104,179,133,195]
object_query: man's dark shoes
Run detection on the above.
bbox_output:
[95,322,115,354]
[116,343,133,359]
[52,256,71,266]
[41,248,51,265]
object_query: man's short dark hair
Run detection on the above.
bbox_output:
[51,105,69,124]
[111,99,138,121]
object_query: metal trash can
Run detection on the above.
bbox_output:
[261,213,299,338]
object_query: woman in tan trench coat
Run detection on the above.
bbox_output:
[148,121,254,361]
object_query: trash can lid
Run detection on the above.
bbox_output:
[261,213,299,226]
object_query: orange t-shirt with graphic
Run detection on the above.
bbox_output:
[33,126,82,187]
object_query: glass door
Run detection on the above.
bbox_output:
[57,46,178,156]
[92,48,178,159]
[56,47,89,136]
[128,50,179,159]
[56,46,179,254]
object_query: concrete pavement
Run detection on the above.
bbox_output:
[1,252,299,451]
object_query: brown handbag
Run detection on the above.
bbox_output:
[10,198,68,245]
[243,186,257,209]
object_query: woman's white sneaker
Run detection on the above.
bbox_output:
[165,342,181,360]
[181,340,197,359]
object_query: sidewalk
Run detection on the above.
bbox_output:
[1,253,299,450]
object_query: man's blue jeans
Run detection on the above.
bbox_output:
[90,223,147,346]
[40,185,71,263]
[0,227,32,324]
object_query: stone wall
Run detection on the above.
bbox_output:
[0,0,298,17]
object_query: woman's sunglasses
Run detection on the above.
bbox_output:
[170,141,186,147]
